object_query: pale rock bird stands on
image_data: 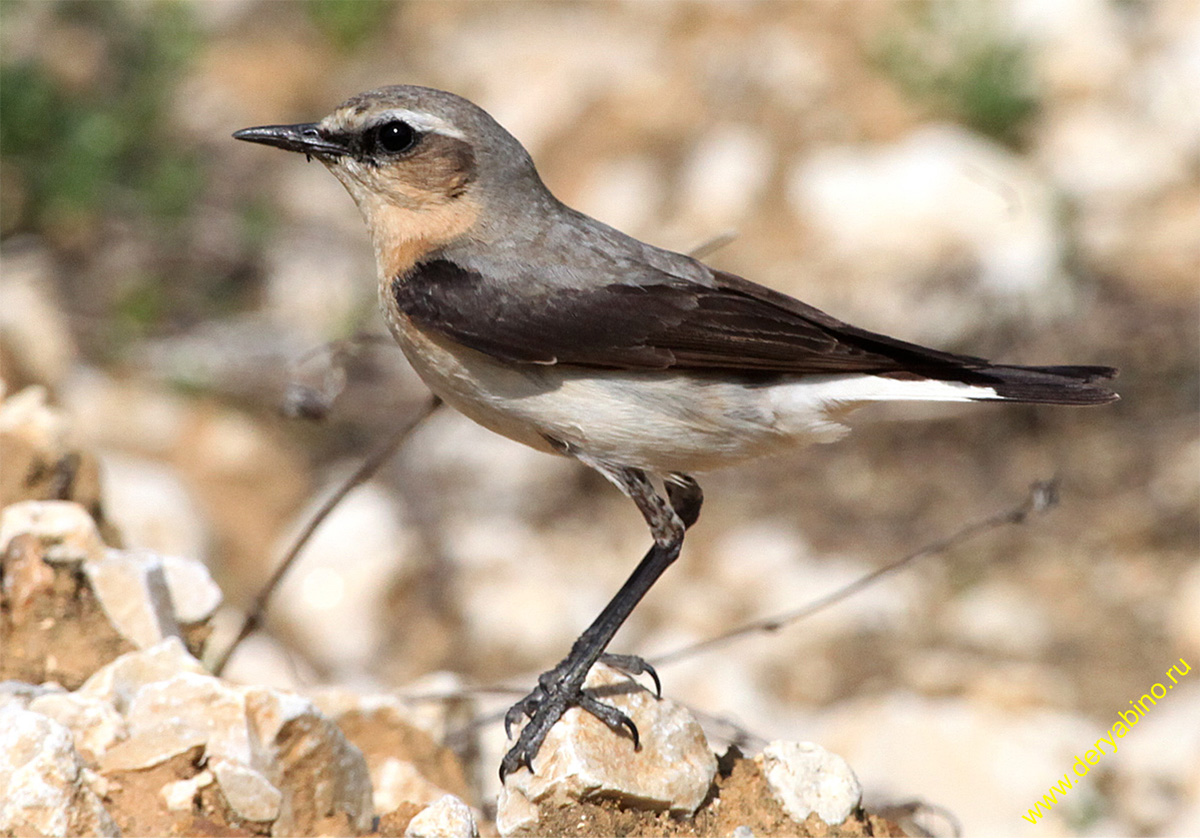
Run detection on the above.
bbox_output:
[235,85,1118,778]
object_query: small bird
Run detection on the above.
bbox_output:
[235,85,1117,779]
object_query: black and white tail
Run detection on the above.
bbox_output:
[776,365,1118,416]
[965,364,1119,405]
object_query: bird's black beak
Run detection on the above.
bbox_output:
[232,122,347,158]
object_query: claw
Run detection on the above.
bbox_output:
[503,686,546,739]
[597,652,662,698]
[643,663,662,698]
[626,717,641,750]
[577,692,640,748]
[499,747,535,782]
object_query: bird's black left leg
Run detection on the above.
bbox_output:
[500,468,703,779]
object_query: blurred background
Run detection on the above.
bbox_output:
[1,0,1197,835]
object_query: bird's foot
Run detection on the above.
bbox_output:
[499,653,659,780]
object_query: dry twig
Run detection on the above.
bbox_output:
[648,479,1059,668]
[209,395,442,676]
[687,230,739,260]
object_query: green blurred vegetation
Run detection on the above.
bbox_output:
[113,273,169,340]
[874,3,1038,149]
[0,0,268,353]
[1,1,203,238]
[304,0,392,53]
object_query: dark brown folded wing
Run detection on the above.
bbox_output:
[394,259,987,374]
[392,258,1118,403]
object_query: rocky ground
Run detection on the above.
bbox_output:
[0,391,903,836]
[2,1,1199,836]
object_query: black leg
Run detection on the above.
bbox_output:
[499,468,703,779]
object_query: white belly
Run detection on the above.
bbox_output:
[385,312,846,473]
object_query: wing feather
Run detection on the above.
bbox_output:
[394,259,910,373]
[392,258,1117,404]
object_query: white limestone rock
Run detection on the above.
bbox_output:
[160,553,223,625]
[497,663,717,835]
[756,740,862,826]
[405,794,479,838]
[0,705,119,837]
[243,684,321,749]
[308,681,477,820]
[0,499,105,566]
[161,768,215,812]
[788,124,1067,338]
[272,477,415,678]
[96,451,211,566]
[678,123,774,230]
[99,670,253,773]
[256,693,374,837]
[374,757,454,814]
[82,548,221,650]
[28,691,127,760]
[0,245,77,387]
[72,639,374,834]
[495,785,540,839]
[0,501,220,654]
[83,549,182,650]
[78,637,208,714]
[0,681,63,710]
[209,757,282,823]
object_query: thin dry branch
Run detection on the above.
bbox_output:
[648,479,1060,668]
[209,395,442,676]
[687,230,739,260]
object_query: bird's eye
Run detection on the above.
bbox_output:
[375,120,417,154]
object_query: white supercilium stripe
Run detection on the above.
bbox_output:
[375,109,468,141]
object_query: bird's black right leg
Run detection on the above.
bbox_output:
[592,475,701,695]
[500,467,703,779]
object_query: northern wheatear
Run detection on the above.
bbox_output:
[235,85,1117,779]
